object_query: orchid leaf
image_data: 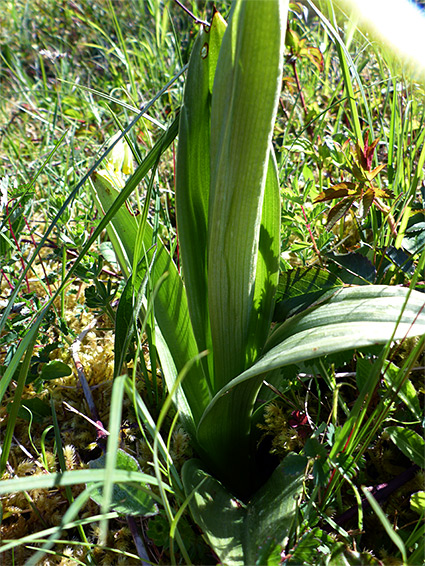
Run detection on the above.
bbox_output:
[176,12,227,391]
[91,159,210,432]
[243,453,305,564]
[181,453,305,566]
[90,170,139,279]
[249,147,281,364]
[182,458,246,566]
[207,0,287,389]
[274,267,344,322]
[197,286,425,493]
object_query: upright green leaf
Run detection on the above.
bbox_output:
[194,151,281,494]
[208,0,287,388]
[249,148,281,360]
[91,170,210,431]
[90,170,139,279]
[176,12,227,390]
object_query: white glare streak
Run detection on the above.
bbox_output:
[343,0,425,74]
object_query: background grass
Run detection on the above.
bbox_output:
[1,0,424,564]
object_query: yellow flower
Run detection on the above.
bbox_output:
[106,133,134,176]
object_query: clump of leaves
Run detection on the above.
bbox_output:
[285,26,324,73]
[314,131,396,234]
[284,14,324,131]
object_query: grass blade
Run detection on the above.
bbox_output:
[362,487,407,565]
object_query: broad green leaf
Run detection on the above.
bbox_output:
[89,449,158,517]
[90,169,140,279]
[176,11,226,389]
[386,426,425,467]
[265,285,425,353]
[274,266,344,322]
[198,149,282,493]
[188,150,280,495]
[182,458,246,566]
[249,148,281,361]
[208,0,287,388]
[147,242,211,427]
[199,375,266,497]
[91,166,210,431]
[197,286,425,490]
[38,360,72,381]
[181,453,305,566]
[243,453,305,564]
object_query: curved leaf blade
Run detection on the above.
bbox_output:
[249,148,281,360]
[181,453,305,566]
[182,458,246,566]
[243,454,305,565]
[91,167,210,430]
[197,286,425,488]
[265,285,425,352]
